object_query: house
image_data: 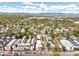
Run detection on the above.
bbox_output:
[21,36,26,44]
[46,36,52,41]
[6,36,11,39]
[21,28,25,32]
[56,28,60,32]
[26,36,31,44]
[48,42,55,48]
[0,39,3,51]
[28,27,37,33]
[30,38,35,50]
[31,37,35,45]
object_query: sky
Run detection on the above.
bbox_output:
[0,2,79,13]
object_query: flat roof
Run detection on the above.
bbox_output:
[60,39,75,48]
[36,40,41,44]
[18,43,30,46]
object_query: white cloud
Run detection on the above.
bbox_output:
[22,2,79,13]
[21,5,46,13]
[22,2,40,6]
[0,3,79,13]
[0,5,22,13]
[22,2,33,5]
[47,4,77,10]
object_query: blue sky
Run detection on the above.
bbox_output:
[0,2,79,13]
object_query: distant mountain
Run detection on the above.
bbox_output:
[0,12,79,16]
[39,13,79,16]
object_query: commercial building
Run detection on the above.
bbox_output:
[36,40,42,50]
[60,39,75,51]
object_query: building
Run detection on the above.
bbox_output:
[5,39,17,51]
[69,39,79,50]
[36,40,42,51]
[74,21,79,24]
[60,39,75,51]
[4,40,15,56]
[46,36,52,41]
[13,37,31,51]
[48,42,55,48]
[14,43,30,51]
[36,34,41,40]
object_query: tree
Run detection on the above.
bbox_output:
[73,30,79,37]
[4,30,14,36]
[50,31,56,43]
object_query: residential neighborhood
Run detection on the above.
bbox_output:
[0,14,79,56]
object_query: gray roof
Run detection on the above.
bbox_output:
[60,39,75,48]
[6,39,17,47]
[69,39,79,46]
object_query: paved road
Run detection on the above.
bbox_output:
[42,34,52,56]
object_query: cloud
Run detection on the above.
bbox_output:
[0,5,23,13]
[22,2,40,6]
[22,7,46,13]
[21,2,48,13]
[22,2,79,13]
[22,2,33,5]
[0,2,79,13]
